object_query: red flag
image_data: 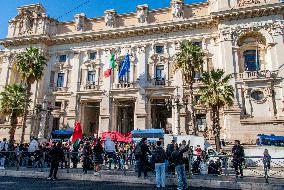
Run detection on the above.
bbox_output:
[71,121,83,143]
[104,68,112,78]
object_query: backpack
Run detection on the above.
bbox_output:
[153,148,166,163]
[134,143,142,157]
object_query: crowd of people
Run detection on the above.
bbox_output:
[0,137,273,189]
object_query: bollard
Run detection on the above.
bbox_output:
[224,156,228,176]
[41,152,45,172]
[264,161,268,183]
[188,155,192,178]
[67,151,70,173]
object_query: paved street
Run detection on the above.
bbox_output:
[0,176,234,190]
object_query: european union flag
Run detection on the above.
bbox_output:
[118,53,130,78]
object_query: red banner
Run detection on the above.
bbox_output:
[101,131,132,143]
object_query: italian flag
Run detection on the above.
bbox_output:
[104,54,116,78]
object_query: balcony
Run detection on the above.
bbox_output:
[235,70,278,82]
[112,82,136,89]
[84,82,100,91]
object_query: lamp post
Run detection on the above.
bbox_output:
[166,86,188,135]
[37,96,53,142]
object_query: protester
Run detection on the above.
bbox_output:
[134,137,151,178]
[166,140,175,174]
[232,140,245,178]
[93,138,104,176]
[152,141,167,188]
[0,138,8,169]
[104,136,117,169]
[263,149,271,170]
[172,143,189,190]
[82,141,92,174]
[195,145,202,157]
[47,142,64,180]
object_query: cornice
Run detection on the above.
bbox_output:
[0,16,214,47]
[211,3,284,21]
[0,2,282,47]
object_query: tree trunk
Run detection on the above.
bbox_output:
[188,78,196,135]
[20,83,32,144]
[213,105,221,152]
[9,113,18,144]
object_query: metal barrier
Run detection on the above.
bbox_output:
[1,150,284,184]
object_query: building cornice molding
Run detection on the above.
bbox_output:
[0,16,214,47]
[0,3,282,47]
[211,3,284,22]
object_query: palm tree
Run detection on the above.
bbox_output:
[0,84,25,143]
[15,47,47,143]
[174,41,204,135]
[199,69,234,152]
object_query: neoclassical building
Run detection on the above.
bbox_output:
[0,0,283,143]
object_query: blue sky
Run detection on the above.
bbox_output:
[0,0,204,39]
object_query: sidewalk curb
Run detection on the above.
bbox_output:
[0,170,284,190]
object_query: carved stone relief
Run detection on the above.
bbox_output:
[171,0,184,19]
[219,20,284,43]
[238,0,266,7]
[74,13,86,31]
[136,5,148,24]
[104,9,116,27]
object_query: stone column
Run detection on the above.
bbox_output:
[99,49,112,132]
[134,45,147,130]
[0,53,11,91]
[38,96,47,142]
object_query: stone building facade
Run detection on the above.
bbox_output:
[0,0,283,143]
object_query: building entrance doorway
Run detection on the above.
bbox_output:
[151,99,172,133]
[116,100,134,134]
[82,102,100,136]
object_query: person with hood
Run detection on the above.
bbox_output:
[104,136,117,169]
[232,140,245,178]
[152,141,167,188]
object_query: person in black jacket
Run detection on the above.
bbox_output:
[152,141,167,188]
[47,142,64,180]
[171,143,189,190]
[135,138,151,178]
[93,139,104,176]
[82,141,92,174]
[232,140,245,178]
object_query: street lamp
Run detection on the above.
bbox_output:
[165,86,188,135]
[37,96,53,141]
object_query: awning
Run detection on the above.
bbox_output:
[51,130,73,139]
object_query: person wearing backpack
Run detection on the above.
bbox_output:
[135,138,151,178]
[152,141,167,188]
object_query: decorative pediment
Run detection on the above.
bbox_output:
[82,59,100,69]
[149,54,170,64]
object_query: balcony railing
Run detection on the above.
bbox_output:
[84,82,100,91]
[235,70,278,80]
[112,82,135,89]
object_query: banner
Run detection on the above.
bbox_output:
[101,131,132,143]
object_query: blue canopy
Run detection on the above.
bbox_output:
[132,129,164,142]
[51,130,73,139]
